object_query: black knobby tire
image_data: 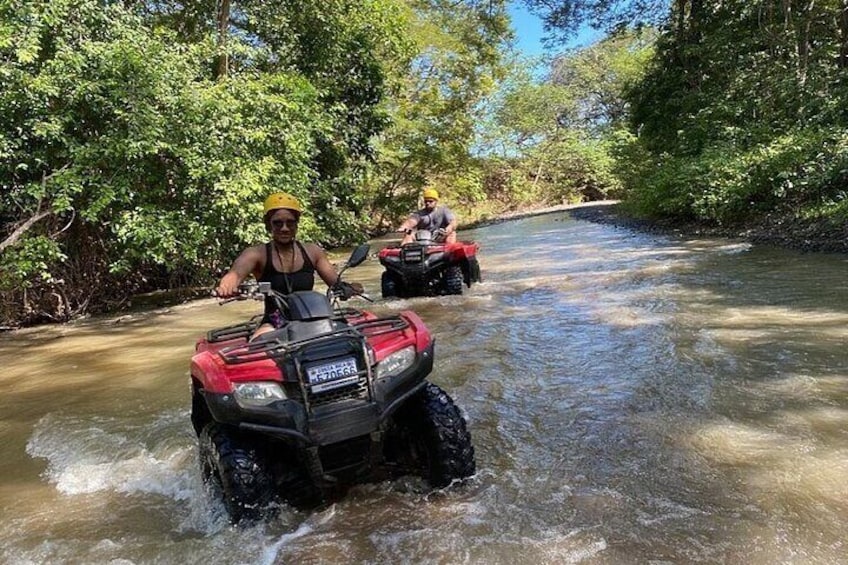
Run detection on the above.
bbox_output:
[444,265,464,295]
[395,383,475,487]
[199,422,277,523]
[381,271,399,298]
[469,257,482,284]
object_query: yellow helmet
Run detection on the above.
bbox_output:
[263,192,303,214]
[422,188,439,200]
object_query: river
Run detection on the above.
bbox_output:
[2,209,848,563]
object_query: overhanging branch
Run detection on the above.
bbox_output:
[0,206,53,252]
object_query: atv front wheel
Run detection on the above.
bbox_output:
[391,383,476,487]
[381,271,399,298]
[444,266,463,295]
[199,423,277,523]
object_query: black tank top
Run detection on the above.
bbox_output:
[260,241,315,317]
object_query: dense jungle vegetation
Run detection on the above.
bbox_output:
[2,0,848,327]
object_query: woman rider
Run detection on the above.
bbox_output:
[214,192,345,339]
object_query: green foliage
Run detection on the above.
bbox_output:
[0,235,65,291]
[550,30,655,133]
[624,0,848,224]
[522,0,668,40]
[239,0,414,236]
[0,0,516,326]
[138,0,415,243]
[477,31,652,209]
[628,129,848,223]
[0,0,334,324]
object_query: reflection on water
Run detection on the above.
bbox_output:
[3,211,848,563]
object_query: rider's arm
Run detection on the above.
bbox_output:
[397,213,419,233]
[446,216,458,236]
[443,207,458,235]
[309,243,340,287]
[215,246,262,297]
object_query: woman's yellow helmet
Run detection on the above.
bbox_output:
[263,192,303,214]
[422,188,440,200]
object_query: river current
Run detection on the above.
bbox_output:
[2,209,848,563]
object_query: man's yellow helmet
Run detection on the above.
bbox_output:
[422,188,440,200]
[263,192,303,214]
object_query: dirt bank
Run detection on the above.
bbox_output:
[463,202,616,230]
[557,201,848,255]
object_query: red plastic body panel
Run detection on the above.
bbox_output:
[377,241,479,263]
[191,338,281,394]
[190,309,432,393]
[363,309,431,363]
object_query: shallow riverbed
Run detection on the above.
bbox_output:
[2,210,848,563]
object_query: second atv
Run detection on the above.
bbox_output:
[378,229,482,298]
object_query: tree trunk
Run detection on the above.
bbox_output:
[675,0,686,43]
[794,0,816,86]
[215,0,230,80]
[839,0,848,68]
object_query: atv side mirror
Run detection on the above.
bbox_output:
[346,244,370,269]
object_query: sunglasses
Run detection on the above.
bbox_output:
[270,218,299,229]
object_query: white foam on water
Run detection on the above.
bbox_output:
[27,413,194,498]
[257,506,338,565]
[24,411,232,535]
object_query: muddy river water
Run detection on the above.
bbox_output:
[2,210,848,563]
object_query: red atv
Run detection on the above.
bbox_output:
[378,229,482,298]
[190,245,475,523]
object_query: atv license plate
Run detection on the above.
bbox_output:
[307,357,359,392]
[403,250,422,262]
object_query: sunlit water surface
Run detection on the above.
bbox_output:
[3,211,848,563]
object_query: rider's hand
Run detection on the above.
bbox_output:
[214,274,240,298]
[332,281,359,300]
[434,228,447,241]
[213,285,236,298]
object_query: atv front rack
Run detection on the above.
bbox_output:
[216,315,409,365]
[206,317,262,343]
[351,316,409,338]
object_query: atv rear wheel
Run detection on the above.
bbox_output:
[390,383,475,487]
[444,266,463,295]
[199,422,277,523]
[381,271,399,298]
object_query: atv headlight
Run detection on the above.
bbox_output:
[375,346,416,379]
[233,382,286,407]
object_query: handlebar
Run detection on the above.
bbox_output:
[215,243,373,308]
[217,280,372,305]
[217,281,281,304]
[329,281,373,303]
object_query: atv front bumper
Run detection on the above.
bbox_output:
[200,342,434,446]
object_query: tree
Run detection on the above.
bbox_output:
[624,0,848,222]
[364,0,513,229]
[132,0,414,242]
[478,32,653,204]
[521,0,669,40]
[0,0,328,324]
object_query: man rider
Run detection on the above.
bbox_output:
[396,188,458,244]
